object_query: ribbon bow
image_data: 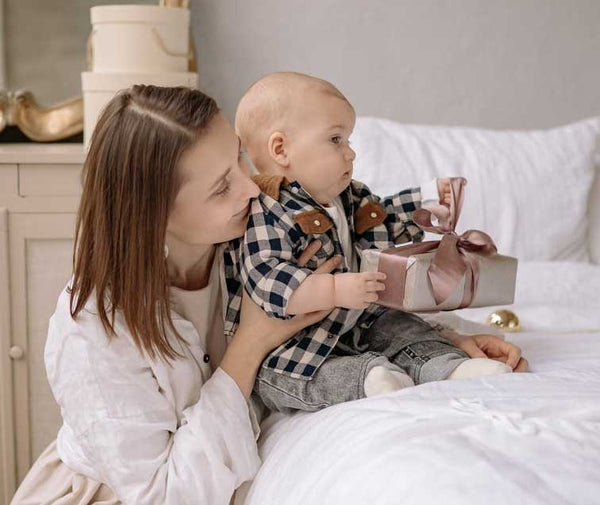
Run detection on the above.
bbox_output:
[412,177,497,308]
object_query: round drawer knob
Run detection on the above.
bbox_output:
[9,346,25,360]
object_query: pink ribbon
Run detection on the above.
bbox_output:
[378,178,497,310]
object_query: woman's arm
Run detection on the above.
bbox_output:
[47,327,260,505]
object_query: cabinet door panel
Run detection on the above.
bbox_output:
[0,208,16,504]
[8,213,75,485]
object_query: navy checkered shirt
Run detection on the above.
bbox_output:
[221,178,424,380]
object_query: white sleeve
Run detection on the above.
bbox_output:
[88,367,258,505]
[420,178,439,204]
[49,330,261,505]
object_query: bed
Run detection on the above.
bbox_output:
[237,117,600,505]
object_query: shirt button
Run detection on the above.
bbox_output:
[370,212,378,218]
[314,219,321,226]
[203,354,210,363]
[291,187,299,194]
[327,334,334,339]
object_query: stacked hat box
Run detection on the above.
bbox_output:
[82,4,197,146]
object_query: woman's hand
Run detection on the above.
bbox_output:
[221,241,342,397]
[446,331,528,371]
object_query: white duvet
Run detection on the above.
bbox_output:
[239,262,600,505]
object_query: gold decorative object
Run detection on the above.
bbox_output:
[0,90,83,142]
[0,92,8,132]
[160,0,190,7]
[486,309,521,332]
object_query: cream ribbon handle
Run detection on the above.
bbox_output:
[152,27,190,58]
[86,29,95,71]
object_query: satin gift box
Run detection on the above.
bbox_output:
[360,178,518,312]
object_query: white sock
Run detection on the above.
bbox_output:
[364,366,415,397]
[448,358,512,380]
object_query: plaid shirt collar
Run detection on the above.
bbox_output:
[287,179,353,210]
[280,179,358,231]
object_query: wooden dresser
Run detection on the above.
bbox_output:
[0,143,84,502]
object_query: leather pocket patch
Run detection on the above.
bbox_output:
[354,202,386,234]
[293,210,334,235]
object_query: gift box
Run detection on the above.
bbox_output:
[360,178,518,312]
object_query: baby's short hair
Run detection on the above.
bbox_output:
[235,71,351,171]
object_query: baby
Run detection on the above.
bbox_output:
[222,72,513,413]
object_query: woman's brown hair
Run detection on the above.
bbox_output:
[70,85,219,361]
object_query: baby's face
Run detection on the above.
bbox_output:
[286,93,356,205]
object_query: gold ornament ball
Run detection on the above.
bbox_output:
[486,309,521,332]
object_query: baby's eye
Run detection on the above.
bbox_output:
[331,135,343,144]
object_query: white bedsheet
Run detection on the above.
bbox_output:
[239,262,600,505]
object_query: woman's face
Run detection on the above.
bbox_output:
[167,113,260,245]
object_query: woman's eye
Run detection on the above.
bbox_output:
[215,182,231,197]
[331,135,342,144]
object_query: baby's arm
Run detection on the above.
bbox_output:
[241,199,386,318]
[286,271,386,315]
[362,178,447,245]
[380,183,431,245]
[353,181,425,245]
[240,199,314,319]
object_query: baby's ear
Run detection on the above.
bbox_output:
[268,131,290,168]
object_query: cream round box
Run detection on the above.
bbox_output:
[89,5,190,73]
[81,71,198,147]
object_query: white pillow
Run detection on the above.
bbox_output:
[351,117,600,262]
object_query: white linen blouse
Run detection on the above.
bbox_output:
[45,253,261,505]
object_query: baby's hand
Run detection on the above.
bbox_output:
[333,272,387,309]
[437,178,452,207]
[426,177,464,220]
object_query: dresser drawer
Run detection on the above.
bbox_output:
[0,165,18,195]
[18,164,83,197]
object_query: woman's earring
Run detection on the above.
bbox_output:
[164,243,169,259]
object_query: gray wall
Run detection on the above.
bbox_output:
[193,0,600,129]
[3,0,600,129]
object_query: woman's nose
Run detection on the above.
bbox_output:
[245,176,261,199]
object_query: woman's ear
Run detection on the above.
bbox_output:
[268,131,290,168]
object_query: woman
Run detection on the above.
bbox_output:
[11,85,524,505]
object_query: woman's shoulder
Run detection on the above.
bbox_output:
[45,284,174,432]
[48,283,123,347]
[46,283,148,378]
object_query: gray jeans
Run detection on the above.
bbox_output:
[253,309,469,413]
